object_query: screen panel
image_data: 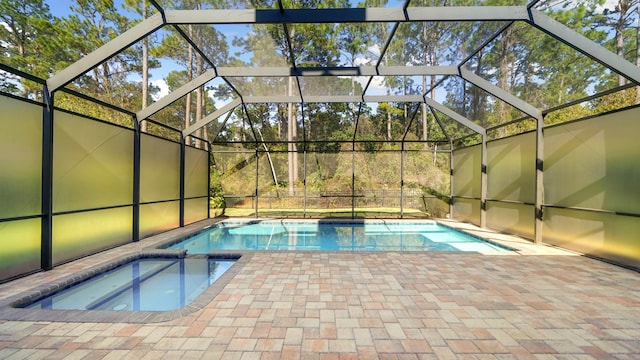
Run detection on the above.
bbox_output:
[213,147,257,216]
[544,107,640,214]
[140,134,180,203]
[0,95,42,218]
[452,198,481,225]
[0,218,41,281]
[487,132,536,203]
[543,207,640,269]
[184,146,209,198]
[53,110,134,212]
[452,145,481,198]
[52,207,132,264]
[305,151,352,217]
[354,151,401,218]
[403,151,450,218]
[215,148,256,197]
[139,201,180,238]
[486,201,535,240]
[184,197,208,225]
[256,151,305,216]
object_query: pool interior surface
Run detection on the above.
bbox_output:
[23,257,235,311]
[167,220,512,253]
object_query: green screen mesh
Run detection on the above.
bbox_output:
[184,197,208,225]
[140,134,180,203]
[542,107,640,267]
[544,107,640,214]
[53,110,133,212]
[452,198,481,225]
[0,218,41,281]
[486,201,535,239]
[0,95,42,218]
[184,146,209,198]
[485,132,536,238]
[139,201,180,238]
[52,207,132,264]
[543,207,639,269]
[452,145,481,198]
[487,132,536,203]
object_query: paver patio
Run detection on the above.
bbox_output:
[0,219,638,359]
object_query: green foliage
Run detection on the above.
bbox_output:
[210,166,226,209]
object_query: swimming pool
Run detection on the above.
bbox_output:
[24,257,235,311]
[167,220,512,253]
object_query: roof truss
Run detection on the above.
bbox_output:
[45,5,640,141]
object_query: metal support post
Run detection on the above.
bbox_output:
[400,144,405,219]
[449,141,454,218]
[207,142,212,219]
[303,149,307,218]
[179,136,186,227]
[480,134,488,228]
[255,149,259,218]
[351,146,355,219]
[133,117,141,241]
[41,87,54,270]
[534,117,544,244]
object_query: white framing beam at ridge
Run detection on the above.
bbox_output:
[164,6,531,24]
[216,66,460,77]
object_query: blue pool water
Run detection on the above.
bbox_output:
[25,257,235,311]
[167,221,511,253]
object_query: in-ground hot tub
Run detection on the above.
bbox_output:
[23,256,235,311]
[0,251,247,323]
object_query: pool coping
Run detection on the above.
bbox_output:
[0,250,252,323]
[0,217,574,324]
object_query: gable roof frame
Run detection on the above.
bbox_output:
[44,4,640,139]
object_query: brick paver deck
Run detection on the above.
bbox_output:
[1,219,638,359]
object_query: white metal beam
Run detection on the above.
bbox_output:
[528,9,640,85]
[182,98,242,137]
[164,6,530,24]
[216,65,458,77]
[239,95,428,103]
[137,69,217,121]
[47,13,165,92]
[459,68,543,121]
[424,97,486,135]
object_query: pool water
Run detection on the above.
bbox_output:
[167,221,511,253]
[24,257,235,311]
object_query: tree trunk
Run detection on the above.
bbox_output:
[185,25,194,131]
[141,0,148,133]
[288,76,296,195]
[498,26,513,124]
[387,108,392,141]
[195,28,204,148]
[615,0,630,86]
[422,22,429,142]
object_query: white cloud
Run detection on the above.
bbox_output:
[367,44,381,57]
[150,79,169,101]
[596,0,620,12]
[354,56,372,66]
